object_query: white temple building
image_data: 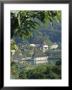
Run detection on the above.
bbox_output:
[50,43,58,49]
[42,45,48,52]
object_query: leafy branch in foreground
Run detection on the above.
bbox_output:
[11,11,61,39]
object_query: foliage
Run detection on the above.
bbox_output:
[11,40,18,50]
[11,11,61,39]
[11,61,19,79]
[56,60,61,66]
[11,62,61,79]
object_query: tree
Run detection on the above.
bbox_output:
[11,11,61,39]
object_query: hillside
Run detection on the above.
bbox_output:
[14,21,61,47]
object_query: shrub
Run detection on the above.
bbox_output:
[11,62,61,79]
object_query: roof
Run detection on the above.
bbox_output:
[30,44,36,47]
[43,45,48,47]
[32,48,47,57]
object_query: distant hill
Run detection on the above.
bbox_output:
[28,21,61,45]
[14,21,61,46]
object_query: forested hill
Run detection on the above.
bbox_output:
[14,21,61,46]
[27,21,61,45]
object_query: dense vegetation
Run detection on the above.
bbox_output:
[11,11,61,39]
[11,61,61,79]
